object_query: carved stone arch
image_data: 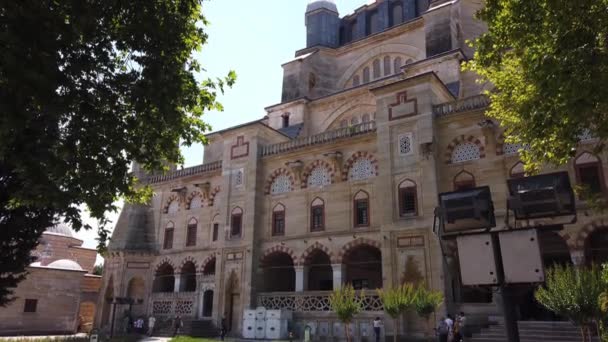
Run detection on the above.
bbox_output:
[208,186,221,207]
[341,151,379,181]
[186,191,206,210]
[163,195,180,214]
[445,135,486,164]
[179,256,198,273]
[301,160,335,189]
[573,217,608,249]
[155,258,176,273]
[337,44,424,88]
[201,254,217,273]
[320,102,376,132]
[264,168,295,195]
[338,238,382,263]
[260,245,299,266]
[300,242,337,265]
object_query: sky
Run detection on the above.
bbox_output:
[74,0,370,261]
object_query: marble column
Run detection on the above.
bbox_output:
[332,264,345,290]
[295,266,308,292]
[174,275,181,293]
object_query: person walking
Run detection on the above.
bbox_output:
[454,312,466,342]
[436,317,449,342]
[220,316,227,341]
[148,316,156,336]
[373,317,382,342]
[173,315,183,337]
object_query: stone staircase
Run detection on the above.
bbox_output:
[188,319,220,338]
[469,321,598,342]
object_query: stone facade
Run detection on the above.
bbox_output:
[97,0,608,340]
[0,227,100,335]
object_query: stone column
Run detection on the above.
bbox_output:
[295,266,308,292]
[571,249,586,267]
[174,275,181,293]
[332,264,345,290]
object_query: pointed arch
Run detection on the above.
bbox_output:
[260,245,299,267]
[311,197,326,232]
[301,160,335,189]
[155,258,176,272]
[510,161,525,178]
[178,256,198,271]
[265,168,295,195]
[163,195,180,214]
[186,191,206,210]
[398,179,418,217]
[208,186,221,207]
[445,135,485,164]
[453,170,476,190]
[574,151,605,194]
[300,242,337,265]
[342,151,379,181]
[202,255,217,276]
[338,237,382,264]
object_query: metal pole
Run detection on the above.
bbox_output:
[492,233,520,342]
[110,301,117,338]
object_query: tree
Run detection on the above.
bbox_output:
[93,264,104,276]
[535,265,605,342]
[0,0,235,305]
[465,0,608,172]
[378,283,416,342]
[329,285,361,342]
[413,286,444,342]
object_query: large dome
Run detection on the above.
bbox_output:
[306,0,338,13]
[46,222,74,237]
[47,259,83,271]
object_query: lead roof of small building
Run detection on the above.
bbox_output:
[306,0,338,13]
[45,222,74,237]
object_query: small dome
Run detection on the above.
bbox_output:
[306,0,338,13]
[46,222,73,237]
[47,259,83,271]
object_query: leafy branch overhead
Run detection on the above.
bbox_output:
[465,0,608,171]
[0,0,235,305]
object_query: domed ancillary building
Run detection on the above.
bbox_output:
[0,225,100,335]
[97,0,608,339]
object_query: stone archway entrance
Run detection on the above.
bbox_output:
[224,270,240,333]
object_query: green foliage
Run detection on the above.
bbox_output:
[535,265,604,330]
[0,0,235,305]
[93,264,104,276]
[464,0,608,172]
[329,284,361,324]
[413,286,444,320]
[377,283,416,319]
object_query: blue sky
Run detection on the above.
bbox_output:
[75,0,370,257]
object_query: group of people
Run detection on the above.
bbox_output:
[124,315,157,336]
[436,312,467,342]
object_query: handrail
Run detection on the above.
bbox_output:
[433,94,489,117]
[260,121,377,157]
[147,160,222,184]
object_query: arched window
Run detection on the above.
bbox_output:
[383,56,391,76]
[393,57,403,74]
[311,198,325,232]
[211,215,220,242]
[354,191,370,227]
[308,166,332,188]
[349,159,376,181]
[190,195,203,209]
[363,67,370,83]
[203,257,216,276]
[391,3,403,26]
[575,152,605,194]
[271,174,292,195]
[180,261,197,292]
[451,142,481,163]
[272,203,286,236]
[510,161,525,179]
[163,222,174,250]
[503,142,524,155]
[282,113,290,128]
[167,200,179,215]
[372,59,381,79]
[398,180,418,217]
[352,75,360,87]
[186,218,197,247]
[453,171,476,191]
[230,207,243,239]
[399,134,413,155]
[153,263,175,293]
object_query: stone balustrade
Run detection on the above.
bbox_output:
[257,291,383,312]
[260,121,377,157]
[147,160,222,184]
[433,94,490,117]
[150,292,198,317]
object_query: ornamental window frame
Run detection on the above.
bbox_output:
[272,204,286,237]
[186,218,197,247]
[398,133,414,156]
[310,197,325,232]
[574,152,605,195]
[398,179,418,217]
[451,142,481,163]
[353,190,370,228]
[349,158,376,181]
[230,207,243,239]
[453,170,476,191]
[163,222,174,250]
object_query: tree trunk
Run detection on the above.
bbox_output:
[345,322,351,342]
[394,317,398,342]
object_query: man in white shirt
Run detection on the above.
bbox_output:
[373,317,382,342]
[148,316,156,336]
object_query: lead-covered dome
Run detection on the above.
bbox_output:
[47,259,83,271]
[46,222,73,237]
[307,0,338,13]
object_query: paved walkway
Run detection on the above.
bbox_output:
[0,334,88,340]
